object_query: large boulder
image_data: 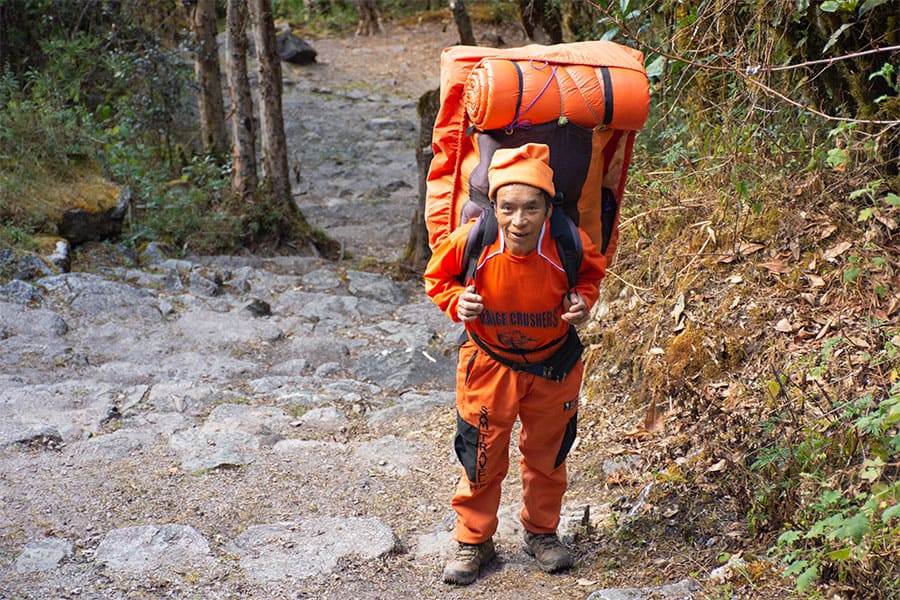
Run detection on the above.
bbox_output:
[58,182,130,245]
[28,162,130,246]
[277,31,317,65]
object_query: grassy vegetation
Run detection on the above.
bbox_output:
[576,0,898,596]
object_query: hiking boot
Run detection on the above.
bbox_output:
[442,538,496,585]
[523,530,574,573]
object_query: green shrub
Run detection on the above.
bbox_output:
[752,333,900,595]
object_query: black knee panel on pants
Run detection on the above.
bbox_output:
[454,411,480,483]
[554,412,578,469]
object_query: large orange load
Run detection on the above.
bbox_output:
[425,41,650,264]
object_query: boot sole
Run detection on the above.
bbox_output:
[442,548,497,584]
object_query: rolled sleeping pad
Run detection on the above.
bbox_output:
[464,57,649,132]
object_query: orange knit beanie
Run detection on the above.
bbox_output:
[487,143,556,201]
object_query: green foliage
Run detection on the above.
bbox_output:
[752,331,900,594]
[0,16,254,256]
[102,129,249,254]
[0,68,100,174]
[0,225,38,252]
[274,0,362,35]
[0,65,106,232]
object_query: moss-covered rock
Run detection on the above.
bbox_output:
[6,161,130,246]
[55,174,130,246]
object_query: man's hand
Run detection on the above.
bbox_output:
[457,286,484,322]
[561,291,588,325]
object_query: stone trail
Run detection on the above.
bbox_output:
[0,252,461,597]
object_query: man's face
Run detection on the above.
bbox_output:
[494,183,551,256]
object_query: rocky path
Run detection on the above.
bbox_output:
[1,24,701,599]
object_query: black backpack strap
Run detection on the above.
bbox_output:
[600,187,618,255]
[459,210,498,286]
[549,194,582,290]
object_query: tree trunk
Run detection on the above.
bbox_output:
[191,0,229,158]
[449,0,476,46]
[225,0,258,199]
[403,88,440,270]
[248,0,296,217]
[518,0,562,44]
[354,0,383,36]
[562,0,594,42]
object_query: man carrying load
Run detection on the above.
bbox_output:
[424,143,606,585]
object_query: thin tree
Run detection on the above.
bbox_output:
[190,0,229,157]
[518,0,562,44]
[403,88,440,270]
[247,0,296,220]
[225,0,257,199]
[354,0,383,36]
[450,0,476,46]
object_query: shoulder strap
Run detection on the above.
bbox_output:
[460,210,498,286]
[549,194,582,290]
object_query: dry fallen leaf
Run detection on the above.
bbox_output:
[606,472,627,484]
[774,318,794,332]
[644,397,664,433]
[671,292,685,322]
[662,505,680,517]
[807,274,826,287]
[763,258,791,274]
[621,428,651,440]
[727,275,743,284]
[847,336,870,348]
[818,224,838,240]
[739,242,765,255]
[707,459,728,473]
[875,212,898,231]
[824,241,852,261]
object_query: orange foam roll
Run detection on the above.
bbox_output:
[464,58,649,132]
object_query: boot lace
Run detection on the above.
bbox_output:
[456,542,481,561]
[529,533,562,553]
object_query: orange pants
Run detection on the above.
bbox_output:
[451,340,581,544]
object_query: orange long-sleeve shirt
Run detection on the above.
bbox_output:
[424,218,606,363]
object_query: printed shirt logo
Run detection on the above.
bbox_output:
[497,330,537,349]
[479,310,560,350]
[479,310,560,329]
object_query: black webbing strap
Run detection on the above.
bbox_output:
[600,66,614,126]
[470,332,547,377]
[600,187,618,255]
[549,194,582,290]
[460,210,497,285]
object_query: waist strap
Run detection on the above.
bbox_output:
[468,328,584,382]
